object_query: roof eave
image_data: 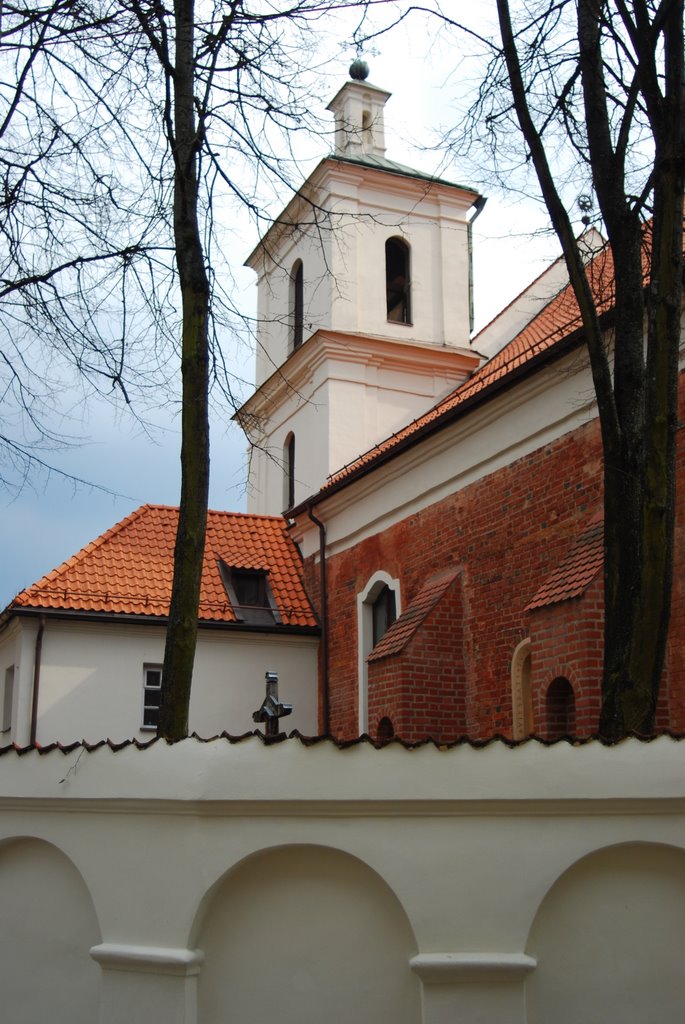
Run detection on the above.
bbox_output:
[290,319,594,518]
[5,606,320,635]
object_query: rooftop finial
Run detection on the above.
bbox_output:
[349,57,369,81]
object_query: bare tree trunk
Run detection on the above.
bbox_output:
[158,0,210,740]
[496,0,684,739]
[598,0,684,737]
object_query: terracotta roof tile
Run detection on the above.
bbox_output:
[368,569,461,662]
[320,232,637,494]
[526,512,604,611]
[0,729,681,757]
[10,504,317,628]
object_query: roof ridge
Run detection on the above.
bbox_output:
[472,228,608,343]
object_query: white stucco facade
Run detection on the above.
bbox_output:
[0,617,318,745]
[290,346,599,561]
[242,330,478,514]
[0,736,682,1023]
[241,79,482,516]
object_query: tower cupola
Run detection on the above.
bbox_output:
[326,72,390,160]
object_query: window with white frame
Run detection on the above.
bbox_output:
[357,571,400,734]
[142,665,163,731]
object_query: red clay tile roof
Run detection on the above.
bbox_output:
[317,236,623,497]
[368,569,461,662]
[526,512,604,611]
[10,504,317,627]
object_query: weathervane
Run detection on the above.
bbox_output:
[577,194,593,226]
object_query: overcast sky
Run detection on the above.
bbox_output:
[1,8,565,609]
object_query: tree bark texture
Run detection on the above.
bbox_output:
[497,0,684,739]
[158,0,210,740]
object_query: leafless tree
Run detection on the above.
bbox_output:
[494,0,684,739]
[0,0,379,739]
[400,0,684,738]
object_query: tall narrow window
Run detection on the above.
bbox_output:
[283,432,295,511]
[385,237,411,324]
[357,572,401,734]
[372,584,397,645]
[142,665,163,731]
[2,665,14,733]
[546,676,576,739]
[290,259,304,350]
[361,108,373,150]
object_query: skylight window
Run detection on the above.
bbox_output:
[219,562,281,626]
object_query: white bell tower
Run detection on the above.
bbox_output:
[239,62,483,516]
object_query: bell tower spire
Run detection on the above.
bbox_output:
[240,66,483,517]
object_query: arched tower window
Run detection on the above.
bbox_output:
[357,572,401,734]
[511,638,533,739]
[546,676,576,740]
[385,237,411,324]
[290,259,304,351]
[283,432,295,511]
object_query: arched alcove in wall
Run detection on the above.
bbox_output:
[192,844,420,1024]
[0,836,102,1023]
[525,842,685,1023]
[511,637,532,739]
[545,675,575,738]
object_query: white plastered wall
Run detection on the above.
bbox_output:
[0,737,682,1024]
[0,618,318,745]
[292,347,599,560]
[244,330,479,516]
[250,163,477,381]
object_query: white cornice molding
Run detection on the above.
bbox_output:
[90,943,204,976]
[238,329,480,423]
[410,952,537,984]
[292,349,597,557]
[246,157,479,268]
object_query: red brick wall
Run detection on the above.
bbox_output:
[367,574,466,742]
[304,376,685,741]
[528,577,604,738]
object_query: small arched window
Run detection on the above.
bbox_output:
[290,259,304,351]
[546,676,576,740]
[377,716,395,742]
[283,432,295,511]
[385,237,411,324]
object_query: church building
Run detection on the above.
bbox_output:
[1,64,683,745]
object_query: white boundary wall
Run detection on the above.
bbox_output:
[0,735,683,1023]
